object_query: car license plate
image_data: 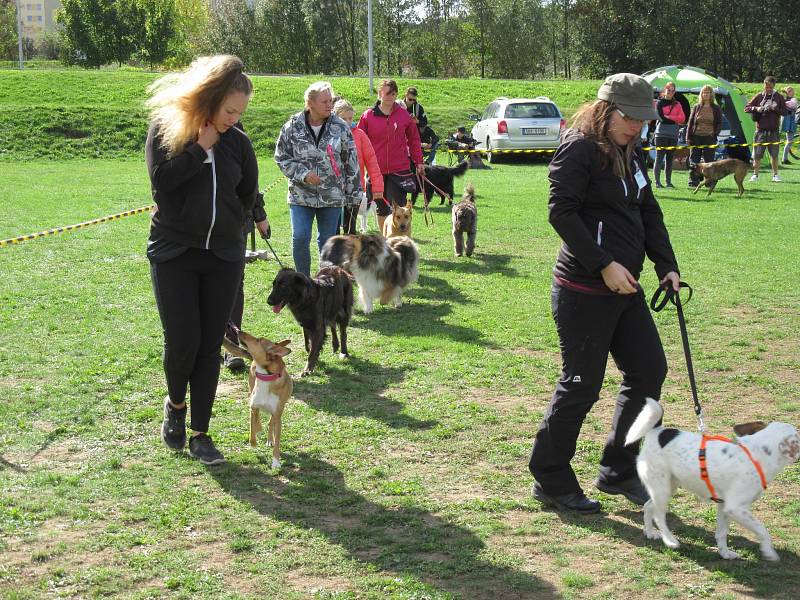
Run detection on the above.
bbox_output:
[522,127,547,135]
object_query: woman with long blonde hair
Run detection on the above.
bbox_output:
[685,84,722,187]
[529,73,681,514]
[145,55,259,465]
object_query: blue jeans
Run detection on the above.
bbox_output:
[289,204,341,276]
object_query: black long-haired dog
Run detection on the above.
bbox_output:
[411,161,468,206]
[267,266,354,376]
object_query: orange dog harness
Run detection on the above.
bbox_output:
[699,434,767,503]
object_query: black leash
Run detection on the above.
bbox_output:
[650,282,705,431]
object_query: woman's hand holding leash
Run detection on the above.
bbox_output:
[305,172,321,185]
[660,271,680,292]
[601,261,638,294]
[415,163,425,177]
[256,218,271,240]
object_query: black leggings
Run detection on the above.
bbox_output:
[529,285,668,495]
[150,248,244,432]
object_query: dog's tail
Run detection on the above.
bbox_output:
[462,182,475,203]
[450,161,469,176]
[624,397,664,446]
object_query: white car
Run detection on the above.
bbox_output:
[470,97,566,163]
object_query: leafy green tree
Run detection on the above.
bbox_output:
[138,0,177,68]
[0,0,18,61]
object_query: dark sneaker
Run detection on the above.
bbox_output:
[161,396,187,450]
[595,477,649,506]
[188,433,226,465]
[532,482,601,514]
[223,352,246,372]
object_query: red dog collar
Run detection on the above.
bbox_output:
[255,371,281,382]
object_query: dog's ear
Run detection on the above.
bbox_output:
[267,342,291,357]
[733,421,767,436]
[275,339,291,347]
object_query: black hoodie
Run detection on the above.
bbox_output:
[146,123,259,255]
[548,129,679,290]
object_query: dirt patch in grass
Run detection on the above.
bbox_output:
[0,519,111,589]
[466,388,531,412]
[283,570,353,596]
[217,378,248,399]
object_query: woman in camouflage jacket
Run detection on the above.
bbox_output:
[275,81,362,275]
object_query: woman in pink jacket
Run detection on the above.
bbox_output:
[357,79,424,232]
[333,98,384,233]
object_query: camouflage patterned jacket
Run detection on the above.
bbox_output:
[274,111,362,208]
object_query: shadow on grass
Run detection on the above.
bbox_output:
[414,272,472,304]
[0,456,26,473]
[293,355,436,431]
[425,254,519,278]
[548,506,799,597]
[354,300,496,349]
[211,454,560,599]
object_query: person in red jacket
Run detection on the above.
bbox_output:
[357,79,424,233]
[333,98,384,233]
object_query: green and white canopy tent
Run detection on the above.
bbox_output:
[642,65,754,145]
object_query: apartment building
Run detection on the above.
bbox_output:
[18,1,62,40]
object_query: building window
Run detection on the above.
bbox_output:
[36,15,42,21]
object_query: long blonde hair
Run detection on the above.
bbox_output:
[571,100,636,178]
[146,55,253,157]
[697,85,716,107]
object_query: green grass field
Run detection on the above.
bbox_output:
[1,70,800,599]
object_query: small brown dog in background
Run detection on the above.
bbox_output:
[223,330,293,469]
[382,201,413,238]
[452,183,477,257]
[690,158,747,197]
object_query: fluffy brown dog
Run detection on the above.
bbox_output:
[382,201,413,238]
[689,158,747,197]
[452,183,477,257]
[222,331,293,469]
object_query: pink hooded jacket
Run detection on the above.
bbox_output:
[357,102,423,175]
[352,127,384,195]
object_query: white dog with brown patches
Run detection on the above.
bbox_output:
[626,398,800,561]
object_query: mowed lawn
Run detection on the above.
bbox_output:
[1,154,800,600]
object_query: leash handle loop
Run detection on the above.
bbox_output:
[649,281,693,312]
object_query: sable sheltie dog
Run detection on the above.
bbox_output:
[411,161,469,206]
[320,234,420,313]
[689,158,747,197]
[452,183,477,257]
[267,266,354,376]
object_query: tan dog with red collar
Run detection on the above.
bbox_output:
[382,201,413,238]
[626,398,800,561]
[223,331,292,469]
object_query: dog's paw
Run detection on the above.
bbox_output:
[300,369,312,378]
[719,549,741,560]
[271,458,281,470]
[339,352,349,359]
[762,548,780,562]
[663,538,681,550]
[644,529,660,541]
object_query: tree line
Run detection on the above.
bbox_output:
[2,0,798,81]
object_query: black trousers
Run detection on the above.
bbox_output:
[689,135,717,185]
[529,284,668,496]
[150,248,244,433]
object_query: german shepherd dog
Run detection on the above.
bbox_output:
[320,234,420,313]
[452,183,477,257]
[411,161,469,206]
[689,158,747,197]
[267,267,354,376]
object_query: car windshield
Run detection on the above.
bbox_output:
[504,103,559,119]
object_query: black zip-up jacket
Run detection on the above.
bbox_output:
[548,129,679,288]
[146,123,259,250]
